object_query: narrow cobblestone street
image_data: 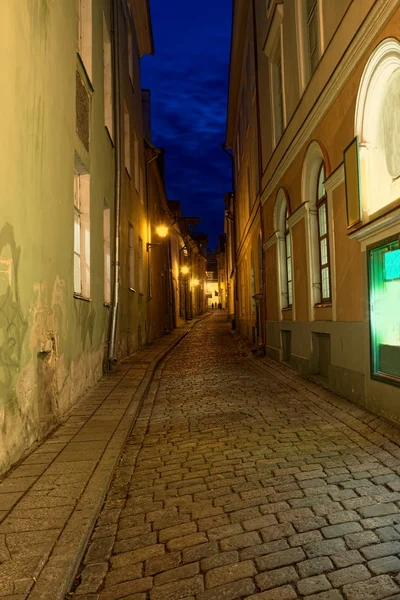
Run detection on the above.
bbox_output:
[72,314,400,600]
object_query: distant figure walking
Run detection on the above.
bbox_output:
[211,302,214,309]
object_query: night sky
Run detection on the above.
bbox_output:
[141,0,233,250]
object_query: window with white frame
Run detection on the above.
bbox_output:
[355,38,400,216]
[285,209,293,307]
[295,0,322,90]
[275,189,292,309]
[103,202,111,304]
[128,223,135,289]
[103,14,113,140]
[74,161,90,298]
[76,0,92,79]
[316,164,331,301]
[301,141,331,308]
[306,0,319,74]
[264,5,285,147]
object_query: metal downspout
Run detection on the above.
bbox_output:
[252,0,266,350]
[108,0,122,364]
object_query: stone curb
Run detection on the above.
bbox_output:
[28,312,211,600]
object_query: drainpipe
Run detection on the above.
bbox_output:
[252,0,266,350]
[222,144,238,328]
[108,0,122,364]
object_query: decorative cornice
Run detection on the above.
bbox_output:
[287,202,308,228]
[263,232,279,251]
[349,208,400,242]
[261,0,399,206]
[324,164,345,193]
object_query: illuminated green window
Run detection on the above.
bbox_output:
[368,239,400,383]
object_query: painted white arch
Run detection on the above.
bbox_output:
[301,141,326,309]
[275,188,291,311]
[355,38,400,215]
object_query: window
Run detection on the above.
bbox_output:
[264,5,285,147]
[127,14,134,84]
[306,0,319,74]
[104,202,111,304]
[103,15,113,140]
[124,103,131,175]
[355,39,400,217]
[138,237,143,294]
[76,0,92,79]
[275,189,292,310]
[316,164,331,301]
[302,141,332,309]
[285,210,293,307]
[368,239,400,383]
[74,160,90,298]
[295,0,322,91]
[271,48,284,143]
[134,132,140,192]
[247,166,252,217]
[128,223,135,289]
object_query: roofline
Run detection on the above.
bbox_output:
[131,0,155,57]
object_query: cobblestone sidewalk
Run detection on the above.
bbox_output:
[0,317,208,600]
[69,313,400,600]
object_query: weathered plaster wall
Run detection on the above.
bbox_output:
[0,0,114,475]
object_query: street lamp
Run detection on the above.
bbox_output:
[181,265,189,275]
[156,225,168,238]
[191,278,199,287]
[147,223,168,250]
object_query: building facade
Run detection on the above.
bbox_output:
[206,252,219,308]
[217,235,228,310]
[226,0,400,421]
[0,0,205,476]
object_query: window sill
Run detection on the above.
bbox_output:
[314,302,332,308]
[282,306,292,311]
[371,372,400,389]
[74,294,92,302]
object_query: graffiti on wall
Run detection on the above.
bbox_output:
[0,225,28,392]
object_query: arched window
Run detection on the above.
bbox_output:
[301,141,331,307]
[355,38,400,215]
[316,164,331,301]
[285,209,293,306]
[275,189,292,309]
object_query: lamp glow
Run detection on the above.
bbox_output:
[191,278,199,286]
[181,266,189,275]
[156,225,168,238]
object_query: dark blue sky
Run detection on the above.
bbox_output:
[141,0,233,249]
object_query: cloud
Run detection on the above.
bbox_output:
[141,0,232,247]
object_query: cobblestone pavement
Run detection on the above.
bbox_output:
[72,314,400,600]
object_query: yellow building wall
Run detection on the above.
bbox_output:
[291,220,308,322]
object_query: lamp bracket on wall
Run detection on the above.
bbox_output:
[146,242,161,251]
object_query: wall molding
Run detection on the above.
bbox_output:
[349,208,400,242]
[261,0,399,206]
[264,232,278,251]
[325,163,345,193]
[287,202,308,229]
